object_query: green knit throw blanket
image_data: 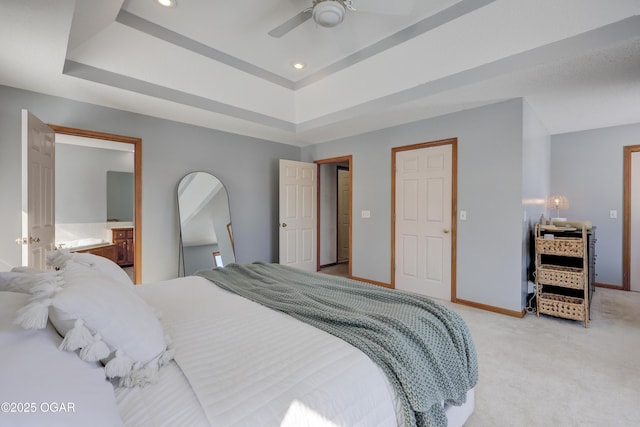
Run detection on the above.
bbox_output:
[196,262,478,427]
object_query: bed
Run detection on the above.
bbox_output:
[0,253,477,427]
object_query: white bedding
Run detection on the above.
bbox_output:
[123,276,400,426]
[0,292,124,427]
[115,361,209,427]
[117,275,475,427]
[2,262,474,427]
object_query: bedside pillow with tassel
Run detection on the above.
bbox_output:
[14,255,174,388]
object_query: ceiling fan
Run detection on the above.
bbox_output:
[268,0,415,38]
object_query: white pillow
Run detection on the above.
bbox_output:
[0,291,124,427]
[48,250,134,287]
[0,268,62,295]
[14,263,174,387]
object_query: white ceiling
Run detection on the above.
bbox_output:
[1,0,638,147]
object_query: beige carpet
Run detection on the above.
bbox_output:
[436,288,640,426]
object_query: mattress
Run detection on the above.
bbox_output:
[116,275,474,426]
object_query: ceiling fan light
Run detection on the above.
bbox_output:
[313,1,346,28]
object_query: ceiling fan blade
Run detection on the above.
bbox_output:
[348,0,414,15]
[268,8,313,38]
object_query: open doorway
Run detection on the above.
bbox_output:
[316,156,352,278]
[49,126,142,284]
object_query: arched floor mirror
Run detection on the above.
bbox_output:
[178,172,234,276]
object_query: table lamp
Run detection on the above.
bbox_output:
[546,195,569,221]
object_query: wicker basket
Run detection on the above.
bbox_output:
[536,237,584,257]
[537,265,584,289]
[538,293,585,321]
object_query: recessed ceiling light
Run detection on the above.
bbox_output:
[156,0,177,7]
[292,62,306,70]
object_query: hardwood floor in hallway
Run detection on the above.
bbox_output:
[319,262,349,278]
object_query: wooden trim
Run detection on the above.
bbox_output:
[315,155,353,164]
[226,222,234,254]
[315,163,321,272]
[391,152,396,288]
[49,125,143,284]
[451,141,458,300]
[351,275,393,289]
[50,125,141,144]
[391,138,458,301]
[595,282,625,290]
[314,156,353,277]
[622,145,640,291]
[455,298,526,318]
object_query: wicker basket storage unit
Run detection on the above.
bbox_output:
[535,224,589,327]
[538,293,585,321]
[535,237,584,258]
[536,265,584,290]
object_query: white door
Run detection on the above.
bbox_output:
[337,168,350,262]
[395,144,452,300]
[279,159,317,271]
[21,110,55,269]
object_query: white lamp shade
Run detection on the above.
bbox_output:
[546,195,569,210]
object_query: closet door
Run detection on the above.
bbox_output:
[394,143,453,300]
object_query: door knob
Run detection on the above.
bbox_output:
[281,223,288,228]
[443,228,450,234]
[15,236,40,245]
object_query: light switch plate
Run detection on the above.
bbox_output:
[361,210,371,218]
[610,210,617,219]
[460,210,467,221]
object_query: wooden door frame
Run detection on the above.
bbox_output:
[622,144,640,291]
[391,138,458,301]
[49,125,142,284]
[315,155,352,277]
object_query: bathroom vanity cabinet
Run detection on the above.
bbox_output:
[74,243,117,264]
[112,227,134,267]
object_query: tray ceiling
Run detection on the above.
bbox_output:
[1,0,638,146]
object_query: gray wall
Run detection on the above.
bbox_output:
[0,85,300,281]
[56,144,133,224]
[5,82,626,311]
[550,123,640,286]
[521,101,551,306]
[183,243,218,276]
[303,99,526,312]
